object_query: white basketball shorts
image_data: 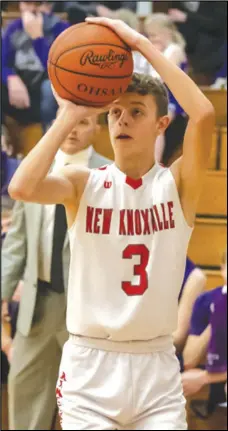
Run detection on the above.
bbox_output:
[56,336,187,430]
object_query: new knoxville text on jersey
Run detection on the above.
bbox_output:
[86,201,175,235]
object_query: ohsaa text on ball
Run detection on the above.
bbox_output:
[77,83,124,96]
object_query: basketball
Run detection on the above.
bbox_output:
[48,22,134,107]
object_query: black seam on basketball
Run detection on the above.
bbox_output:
[53,42,131,66]
[53,66,108,106]
[49,62,132,80]
[49,25,79,62]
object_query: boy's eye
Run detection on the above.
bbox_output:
[132,109,142,116]
[111,108,120,116]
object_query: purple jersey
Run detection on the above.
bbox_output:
[207,286,227,373]
[189,287,222,335]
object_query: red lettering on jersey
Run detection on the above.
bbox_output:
[141,209,150,234]
[119,210,126,235]
[98,165,108,170]
[161,203,169,230]
[149,208,158,233]
[86,206,94,233]
[102,209,113,234]
[153,205,163,231]
[168,201,175,228]
[127,210,134,235]
[94,208,102,233]
[135,210,142,235]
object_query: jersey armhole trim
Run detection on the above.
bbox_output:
[68,170,94,235]
[167,168,194,231]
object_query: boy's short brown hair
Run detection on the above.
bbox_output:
[127,73,169,117]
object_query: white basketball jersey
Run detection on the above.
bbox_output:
[67,163,193,342]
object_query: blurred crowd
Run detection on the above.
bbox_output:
[1,1,227,430]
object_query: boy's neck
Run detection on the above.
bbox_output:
[114,153,156,179]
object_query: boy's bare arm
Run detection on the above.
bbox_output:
[9,93,107,206]
[85,18,215,225]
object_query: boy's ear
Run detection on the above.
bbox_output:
[157,115,170,135]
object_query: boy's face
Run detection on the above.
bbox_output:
[19,2,38,14]
[60,117,97,155]
[108,92,169,158]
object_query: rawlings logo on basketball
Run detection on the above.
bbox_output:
[80,49,128,69]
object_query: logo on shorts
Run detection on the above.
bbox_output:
[56,371,67,419]
[104,181,112,189]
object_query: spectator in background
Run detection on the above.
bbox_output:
[1,127,21,211]
[63,1,137,25]
[2,1,69,131]
[182,251,227,416]
[168,1,227,85]
[112,8,139,31]
[135,13,188,164]
[211,42,227,89]
[173,257,206,371]
[1,113,111,431]
[1,129,21,397]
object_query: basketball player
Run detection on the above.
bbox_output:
[9,18,215,430]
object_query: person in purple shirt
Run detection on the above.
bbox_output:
[182,251,227,414]
[174,257,206,372]
[2,1,69,131]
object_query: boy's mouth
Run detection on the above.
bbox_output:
[116,134,133,140]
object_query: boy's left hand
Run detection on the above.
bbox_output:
[85,17,144,51]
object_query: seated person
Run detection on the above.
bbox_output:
[1,131,21,384]
[1,128,21,212]
[2,1,69,131]
[182,251,227,414]
[174,257,206,371]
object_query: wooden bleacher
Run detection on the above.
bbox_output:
[204,269,224,291]
[188,217,227,267]
[220,126,227,170]
[197,170,227,217]
[201,88,227,126]
[208,127,219,169]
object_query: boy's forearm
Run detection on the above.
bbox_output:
[8,109,79,199]
[136,37,214,121]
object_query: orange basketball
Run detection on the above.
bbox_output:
[48,22,134,107]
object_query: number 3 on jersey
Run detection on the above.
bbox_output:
[122,244,149,296]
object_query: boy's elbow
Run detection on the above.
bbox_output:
[8,183,30,201]
[198,101,215,123]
